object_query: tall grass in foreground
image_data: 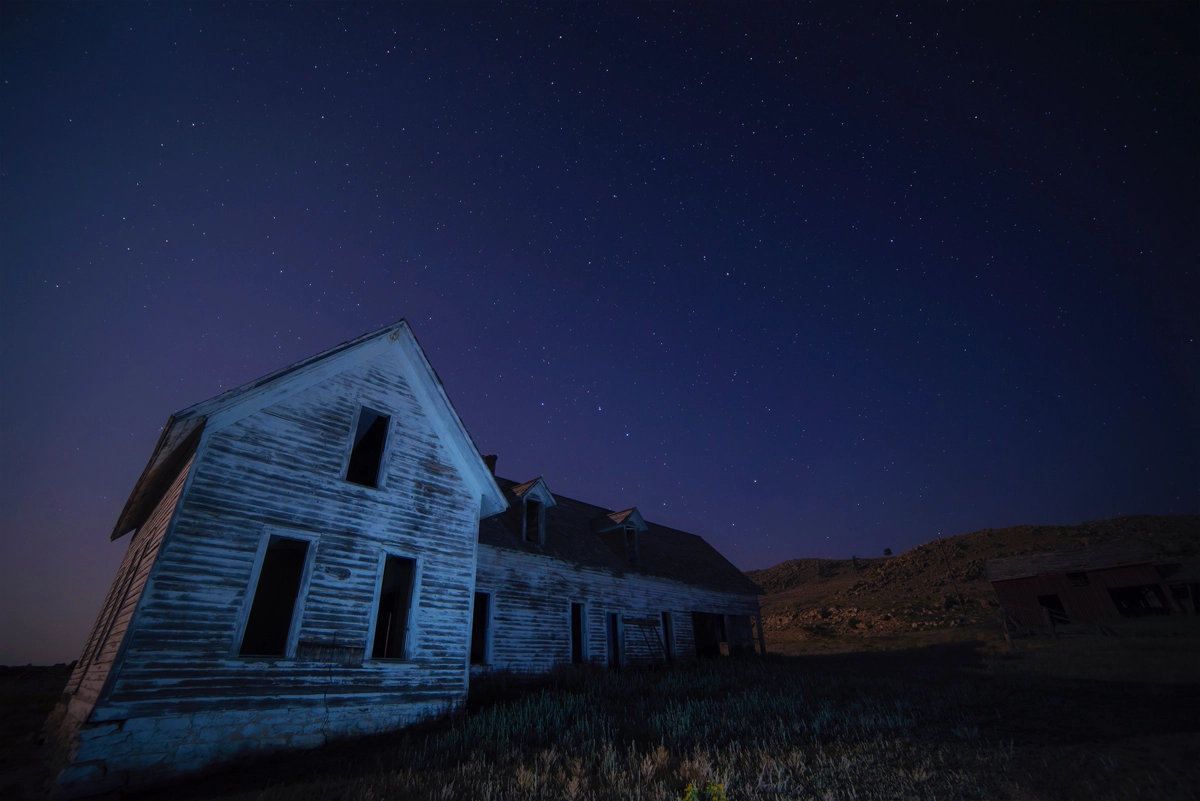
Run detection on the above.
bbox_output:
[153,639,1199,801]
[230,657,1011,801]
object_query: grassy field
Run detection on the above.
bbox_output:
[4,627,1198,800]
[109,623,1197,801]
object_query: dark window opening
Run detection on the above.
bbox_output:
[692,611,726,659]
[1169,584,1195,615]
[470,592,490,665]
[347,407,390,488]
[372,556,416,659]
[1108,584,1170,617]
[606,612,622,668]
[624,526,639,564]
[240,536,309,657]
[1037,594,1070,625]
[524,499,543,543]
[1066,572,1089,587]
[661,611,675,662]
[571,603,585,664]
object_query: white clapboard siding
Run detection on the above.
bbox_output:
[94,354,481,722]
[476,544,761,673]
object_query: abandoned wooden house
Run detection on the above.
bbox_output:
[987,540,1200,627]
[45,320,763,799]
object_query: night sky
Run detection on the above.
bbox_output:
[2,3,1196,665]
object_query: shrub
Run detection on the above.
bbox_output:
[681,780,727,801]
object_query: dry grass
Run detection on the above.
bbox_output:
[116,634,1200,801]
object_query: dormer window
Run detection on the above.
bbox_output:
[510,477,556,546]
[524,499,544,544]
[593,507,648,566]
[624,525,639,564]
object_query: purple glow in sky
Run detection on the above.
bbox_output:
[1,3,1196,665]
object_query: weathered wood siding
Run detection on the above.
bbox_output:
[63,455,194,713]
[45,351,488,799]
[474,544,760,672]
[98,354,481,722]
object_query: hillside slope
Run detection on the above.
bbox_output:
[746,514,1200,648]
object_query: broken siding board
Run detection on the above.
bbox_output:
[100,354,480,718]
[476,544,759,673]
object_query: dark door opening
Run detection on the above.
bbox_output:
[470,592,490,665]
[240,536,310,657]
[691,611,725,659]
[606,612,622,668]
[726,614,756,655]
[571,603,585,664]
[372,556,416,659]
[661,611,675,662]
[1108,584,1170,617]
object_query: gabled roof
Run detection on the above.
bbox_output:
[111,320,507,539]
[594,507,646,533]
[986,540,1153,582]
[510,477,557,507]
[479,477,761,597]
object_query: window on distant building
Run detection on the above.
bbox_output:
[346,407,390,488]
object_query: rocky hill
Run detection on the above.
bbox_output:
[746,514,1200,647]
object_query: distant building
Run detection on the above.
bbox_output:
[986,540,1199,627]
[44,321,762,799]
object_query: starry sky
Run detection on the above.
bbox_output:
[2,3,1197,664]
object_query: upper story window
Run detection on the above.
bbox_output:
[511,477,555,546]
[524,499,544,544]
[624,524,639,564]
[593,507,647,566]
[347,407,390,488]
